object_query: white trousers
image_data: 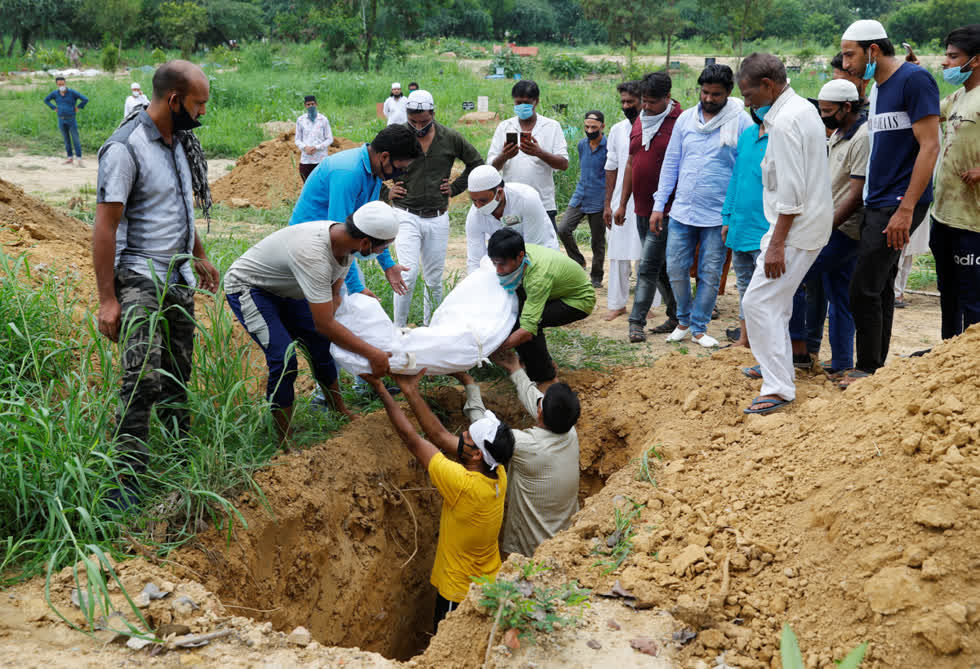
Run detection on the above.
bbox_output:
[894,254,915,299]
[743,243,819,402]
[392,210,451,327]
[608,260,633,310]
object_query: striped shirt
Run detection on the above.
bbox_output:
[463,369,579,557]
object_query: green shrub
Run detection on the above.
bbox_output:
[489,50,536,79]
[151,47,167,64]
[543,53,589,79]
[101,44,119,73]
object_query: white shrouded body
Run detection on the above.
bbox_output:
[332,257,518,376]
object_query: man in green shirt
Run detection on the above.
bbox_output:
[489,228,595,390]
[390,89,484,327]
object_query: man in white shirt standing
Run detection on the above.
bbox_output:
[123,82,149,117]
[464,165,559,274]
[487,80,569,230]
[738,53,833,414]
[602,80,643,321]
[295,94,334,183]
[383,82,408,126]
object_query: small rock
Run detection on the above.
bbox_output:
[943,602,968,624]
[863,566,928,614]
[783,568,796,578]
[913,500,957,529]
[769,594,788,614]
[586,639,602,650]
[126,636,154,651]
[142,583,169,600]
[671,544,707,575]
[630,636,659,656]
[157,623,191,637]
[730,553,750,571]
[134,592,151,608]
[914,612,962,654]
[287,626,311,647]
[699,628,726,649]
[607,619,621,630]
[903,545,927,568]
[227,197,251,208]
[172,595,199,616]
[921,557,944,581]
[70,588,90,610]
[503,627,520,650]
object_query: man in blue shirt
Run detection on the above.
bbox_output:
[289,124,422,297]
[557,111,608,288]
[721,121,769,349]
[651,64,752,348]
[44,76,88,166]
[840,20,940,380]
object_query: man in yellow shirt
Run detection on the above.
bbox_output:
[360,370,514,632]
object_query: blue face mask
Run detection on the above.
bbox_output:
[514,103,534,120]
[352,249,380,262]
[307,106,317,121]
[497,256,529,294]
[863,59,877,80]
[753,105,772,122]
[942,60,974,86]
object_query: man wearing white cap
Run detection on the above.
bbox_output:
[389,89,484,327]
[383,82,408,126]
[224,201,401,442]
[737,53,833,414]
[124,82,149,117]
[465,164,559,274]
[360,368,514,633]
[840,19,939,381]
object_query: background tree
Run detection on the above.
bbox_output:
[581,0,659,55]
[704,0,772,57]
[0,0,65,55]
[158,1,208,58]
[80,0,142,48]
[656,0,690,69]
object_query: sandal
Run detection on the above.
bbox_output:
[741,364,762,379]
[743,396,794,415]
[629,323,646,343]
[649,319,678,334]
[793,353,814,370]
[837,369,870,389]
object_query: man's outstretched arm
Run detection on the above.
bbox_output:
[361,374,440,467]
[393,369,458,456]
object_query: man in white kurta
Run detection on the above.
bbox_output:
[739,54,833,413]
[456,349,580,558]
[602,82,643,320]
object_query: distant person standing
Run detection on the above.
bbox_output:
[487,80,569,228]
[383,83,408,126]
[124,82,149,117]
[557,111,607,288]
[930,24,980,339]
[294,94,334,183]
[602,80,643,321]
[44,76,88,166]
[93,61,219,505]
[738,53,833,414]
[67,43,81,68]
[390,89,484,327]
[408,82,420,93]
[840,20,940,381]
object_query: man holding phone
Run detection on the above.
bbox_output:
[488,80,569,230]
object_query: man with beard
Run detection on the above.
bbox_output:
[651,65,752,347]
[383,82,408,125]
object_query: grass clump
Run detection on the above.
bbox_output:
[475,561,590,644]
[634,444,663,487]
[591,497,645,574]
[780,624,868,668]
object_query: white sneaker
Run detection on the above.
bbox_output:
[666,326,690,342]
[694,333,719,348]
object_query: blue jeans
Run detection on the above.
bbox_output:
[731,249,760,321]
[226,289,338,409]
[789,229,859,370]
[666,220,725,335]
[628,215,677,327]
[58,117,81,157]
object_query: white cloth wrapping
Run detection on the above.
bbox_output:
[332,257,518,376]
[694,97,745,148]
[640,106,671,149]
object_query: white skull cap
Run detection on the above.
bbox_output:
[406,90,435,111]
[352,201,399,240]
[818,79,859,102]
[131,82,141,90]
[468,165,503,192]
[391,82,402,89]
[842,20,888,41]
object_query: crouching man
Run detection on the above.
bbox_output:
[458,348,580,558]
[361,369,514,632]
[223,201,398,442]
[490,228,596,391]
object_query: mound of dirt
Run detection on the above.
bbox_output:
[210,131,361,209]
[0,177,92,286]
[425,330,980,668]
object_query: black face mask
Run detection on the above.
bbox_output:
[456,434,466,462]
[623,106,640,123]
[750,108,764,125]
[382,157,404,181]
[170,96,201,131]
[585,129,601,141]
[821,105,845,130]
[413,121,433,137]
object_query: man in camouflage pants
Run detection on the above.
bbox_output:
[93,61,218,505]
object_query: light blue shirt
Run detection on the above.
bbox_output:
[721,124,769,253]
[288,144,394,294]
[652,104,752,227]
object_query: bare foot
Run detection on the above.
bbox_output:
[732,339,749,348]
[603,308,626,321]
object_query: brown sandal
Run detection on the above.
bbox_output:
[629,323,646,343]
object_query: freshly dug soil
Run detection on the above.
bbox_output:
[210,131,361,209]
[0,177,92,288]
[424,330,980,668]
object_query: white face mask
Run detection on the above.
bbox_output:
[58,86,67,93]
[477,192,500,216]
